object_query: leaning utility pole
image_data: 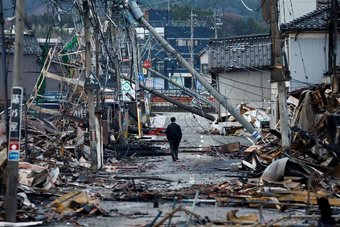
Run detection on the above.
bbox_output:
[121,75,216,121]
[5,0,25,222]
[269,0,291,155]
[148,68,215,107]
[129,1,261,141]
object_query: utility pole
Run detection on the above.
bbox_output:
[130,28,143,138]
[5,0,25,222]
[148,68,215,107]
[213,11,223,38]
[167,0,171,26]
[121,75,216,121]
[190,9,196,91]
[0,0,9,144]
[129,1,262,141]
[329,0,339,92]
[83,0,99,169]
[269,0,291,155]
[213,11,223,118]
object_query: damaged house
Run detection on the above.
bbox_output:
[207,34,272,113]
[0,33,62,108]
[281,3,340,90]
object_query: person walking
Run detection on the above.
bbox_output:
[165,117,182,162]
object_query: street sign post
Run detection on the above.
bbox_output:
[5,87,23,222]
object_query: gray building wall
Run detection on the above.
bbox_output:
[0,54,60,104]
[286,33,340,90]
[217,70,271,113]
[279,0,316,24]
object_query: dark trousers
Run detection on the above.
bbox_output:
[169,140,180,161]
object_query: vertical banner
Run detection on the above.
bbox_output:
[8,87,23,161]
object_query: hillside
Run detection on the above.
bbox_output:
[3,0,262,18]
[140,0,262,17]
[2,0,268,38]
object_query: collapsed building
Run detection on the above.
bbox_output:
[0,0,340,226]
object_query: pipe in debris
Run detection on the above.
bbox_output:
[121,75,216,121]
[129,1,261,141]
[148,68,215,107]
[153,206,182,227]
[147,211,163,227]
[167,196,178,227]
[188,191,200,223]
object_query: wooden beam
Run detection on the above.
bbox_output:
[30,105,61,116]
[44,71,84,87]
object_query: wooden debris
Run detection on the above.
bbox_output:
[219,142,240,153]
[226,209,259,223]
[0,148,7,168]
[47,190,93,214]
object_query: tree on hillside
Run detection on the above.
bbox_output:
[171,4,213,21]
[169,4,268,37]
[220,13,268,37]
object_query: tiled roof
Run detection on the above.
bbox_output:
[0,33,42,55]
[208,33,272,71]
[210,34,271,46]
[280,7,330,32]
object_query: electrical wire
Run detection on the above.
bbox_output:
[288,0,309,82]
[240,0,266,12]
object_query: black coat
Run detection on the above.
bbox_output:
[166,122,182,141]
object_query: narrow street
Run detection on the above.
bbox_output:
[2,112,332,226]
[1,0,340,226]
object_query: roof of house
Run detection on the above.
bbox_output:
[0,33,42,55]
[209,33,271,46]
[280,7,330,32]
[208,33,271,71]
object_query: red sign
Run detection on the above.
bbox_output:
[9,141,19,151]
[143,60,151,69]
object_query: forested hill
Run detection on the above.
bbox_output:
[3,0,262,19]
[140,0,262,17]
[139,0,268,37]
[3,0,268,38]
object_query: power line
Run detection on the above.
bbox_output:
[239,0,266,12]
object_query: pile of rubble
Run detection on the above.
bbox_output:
[0,85,340,226]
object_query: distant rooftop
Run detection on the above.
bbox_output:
[208,33,271,72]
[0,33,42,55]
